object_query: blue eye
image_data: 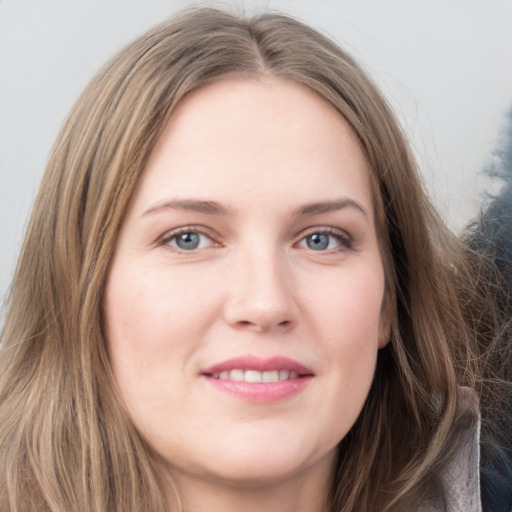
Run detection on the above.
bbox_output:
[174,232,201,250]
[306,233,330,250]
[164,231,214,251]
[299,230,351,251]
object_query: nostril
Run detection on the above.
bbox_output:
[231,318,293,332]
[223,295,297,332]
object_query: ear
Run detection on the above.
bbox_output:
[378,298,391,348]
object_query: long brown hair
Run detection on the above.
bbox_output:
[0,8,488,511]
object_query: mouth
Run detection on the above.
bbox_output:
[209,369,301,382]
[201,356,314,402]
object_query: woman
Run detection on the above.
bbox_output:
[0,8,496,511]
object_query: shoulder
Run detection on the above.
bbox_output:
[441,388,481,512]
[419,387,482,512]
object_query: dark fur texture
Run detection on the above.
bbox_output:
[464,106,512,512]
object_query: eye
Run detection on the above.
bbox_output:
[160,229,217,251]
[297,229,352,252]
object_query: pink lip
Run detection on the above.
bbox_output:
[201,356,314,403]
[202,356,313,375]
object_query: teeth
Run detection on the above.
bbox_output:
[245,370,261,382]
[230,369,244,381]
[215,369,300,382]
[262,370,279,382]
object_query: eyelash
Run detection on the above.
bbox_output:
[295,227,354,252]
[157,226,354,253]
[158,226,219,252]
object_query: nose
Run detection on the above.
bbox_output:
[223,248,298,333]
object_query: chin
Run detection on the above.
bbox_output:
[216,456,309,484]
[166,438,336,491]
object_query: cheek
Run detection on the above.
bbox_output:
[104,262,215,356]
[102,264,211,431]
[305,263,384,409]
[309,263,385,342]
[103,270,184,410]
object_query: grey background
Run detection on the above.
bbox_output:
[1,0,512,308]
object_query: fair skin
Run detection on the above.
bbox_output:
[104,78,389,512]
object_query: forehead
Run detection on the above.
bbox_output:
[131,78,374,216]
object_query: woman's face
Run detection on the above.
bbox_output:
[104,78,388,494]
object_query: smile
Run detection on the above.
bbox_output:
[212,369,300,382]
[201,356,313,402]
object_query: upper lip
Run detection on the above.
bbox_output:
[201,356,314,376]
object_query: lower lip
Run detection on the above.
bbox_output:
[204,376,312,402]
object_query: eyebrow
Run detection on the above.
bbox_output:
[142,197,368,218]
[143,199,232,217]
[293,199,368,218]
